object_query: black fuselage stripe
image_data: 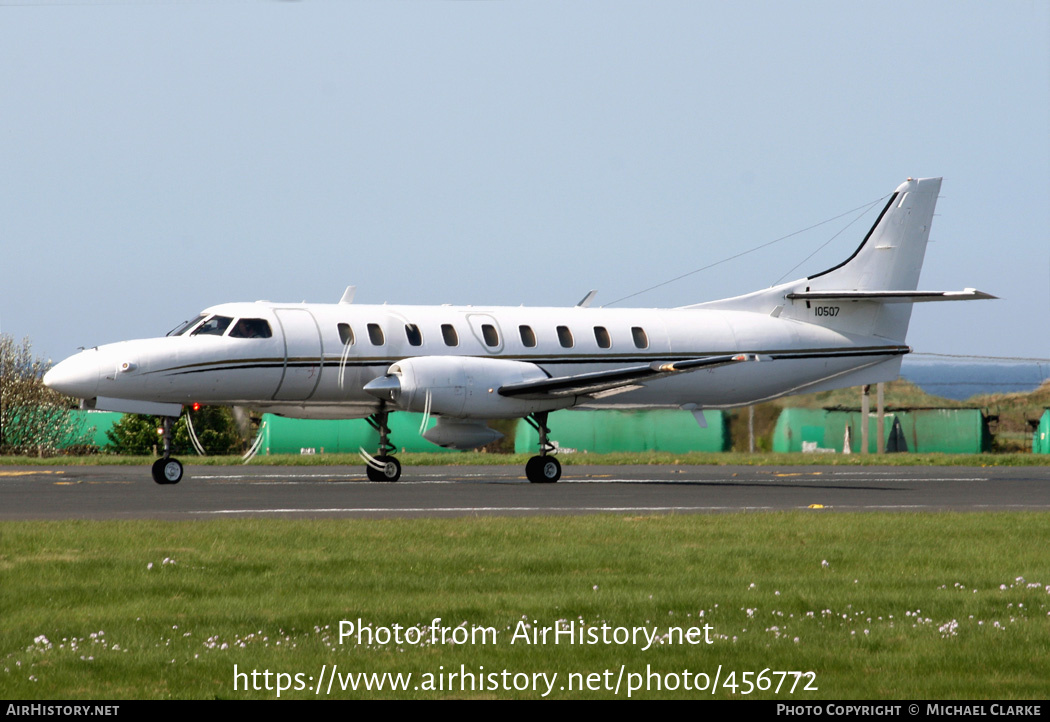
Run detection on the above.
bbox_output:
[147,346,908,378]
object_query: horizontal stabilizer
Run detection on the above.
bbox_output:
[499,354,759,399]
[786,288,997,303]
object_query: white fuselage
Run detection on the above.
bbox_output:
[46,300,906,420]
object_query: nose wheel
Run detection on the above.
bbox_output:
[151,457,184,485]
[151,415,184,485]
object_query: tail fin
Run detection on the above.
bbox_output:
[806,176,940,293]
[691,177,993,342]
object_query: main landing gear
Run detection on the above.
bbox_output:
[363,408,402,482]
[151,416,184,485]
[524,412,561,483]
[356,407,558,484]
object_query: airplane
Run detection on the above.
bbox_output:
[44,177,993,485]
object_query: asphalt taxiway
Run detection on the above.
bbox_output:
[3,463,1050,520]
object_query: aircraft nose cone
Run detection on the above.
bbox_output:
[43,352,100,399]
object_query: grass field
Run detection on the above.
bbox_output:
[3,513,1050,699]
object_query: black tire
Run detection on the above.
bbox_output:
[151,458,183,485]
[526,455,561,483]
[366,455,401,482]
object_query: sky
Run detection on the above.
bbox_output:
[2,0,1048,364]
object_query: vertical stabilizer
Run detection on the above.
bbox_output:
[806,176,941,294]
[690,177,945,343]
[688,177,991,344]
[800,177,939,341]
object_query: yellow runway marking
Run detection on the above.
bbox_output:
[0,470,65,477]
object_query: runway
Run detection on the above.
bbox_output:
[3,463,1050,520]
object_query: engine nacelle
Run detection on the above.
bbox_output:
[363,356,574,419]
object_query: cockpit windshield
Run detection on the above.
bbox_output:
[167,314,206,337]
[166,314,273,339]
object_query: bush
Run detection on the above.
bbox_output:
[106,406,243,456]
[0,335,90,456]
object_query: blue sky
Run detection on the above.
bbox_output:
[2,1,1048,363]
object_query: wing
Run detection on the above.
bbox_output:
[498,353,760,400]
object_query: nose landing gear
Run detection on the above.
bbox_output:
[151,416,184,484]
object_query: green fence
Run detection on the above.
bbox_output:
[63,410,123,449]
[514,409,728,454]
[56,410,460,455]
[1034,410,1050,454]
[59,408,731,455]
[772,408,992,454]
[258,413,458,455]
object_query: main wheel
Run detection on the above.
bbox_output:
[151,458,183,485]
[366,455,401,482]
[525,455,561,483]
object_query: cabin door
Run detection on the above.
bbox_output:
[272,308,324,401]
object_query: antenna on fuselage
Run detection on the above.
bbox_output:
[339,286,357,304]
[576,290,598,307]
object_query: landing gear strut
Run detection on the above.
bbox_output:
[151,416,184,485]
[524,411,561,483]
[363,407,401,482]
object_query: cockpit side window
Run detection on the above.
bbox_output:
[191,315,234,337]
[229,318,273,339]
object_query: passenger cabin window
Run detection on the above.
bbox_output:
[594,326,611,349]
[481,324,499,347]
[229,318,273,339]
[557,326,574,348]
[632,326,649,349]
[519,325,537,348]
[441,324,459,347]
[368,323,385,346]
[191,315,233,337]
[405,324,423,346]
[338,323,354,346]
